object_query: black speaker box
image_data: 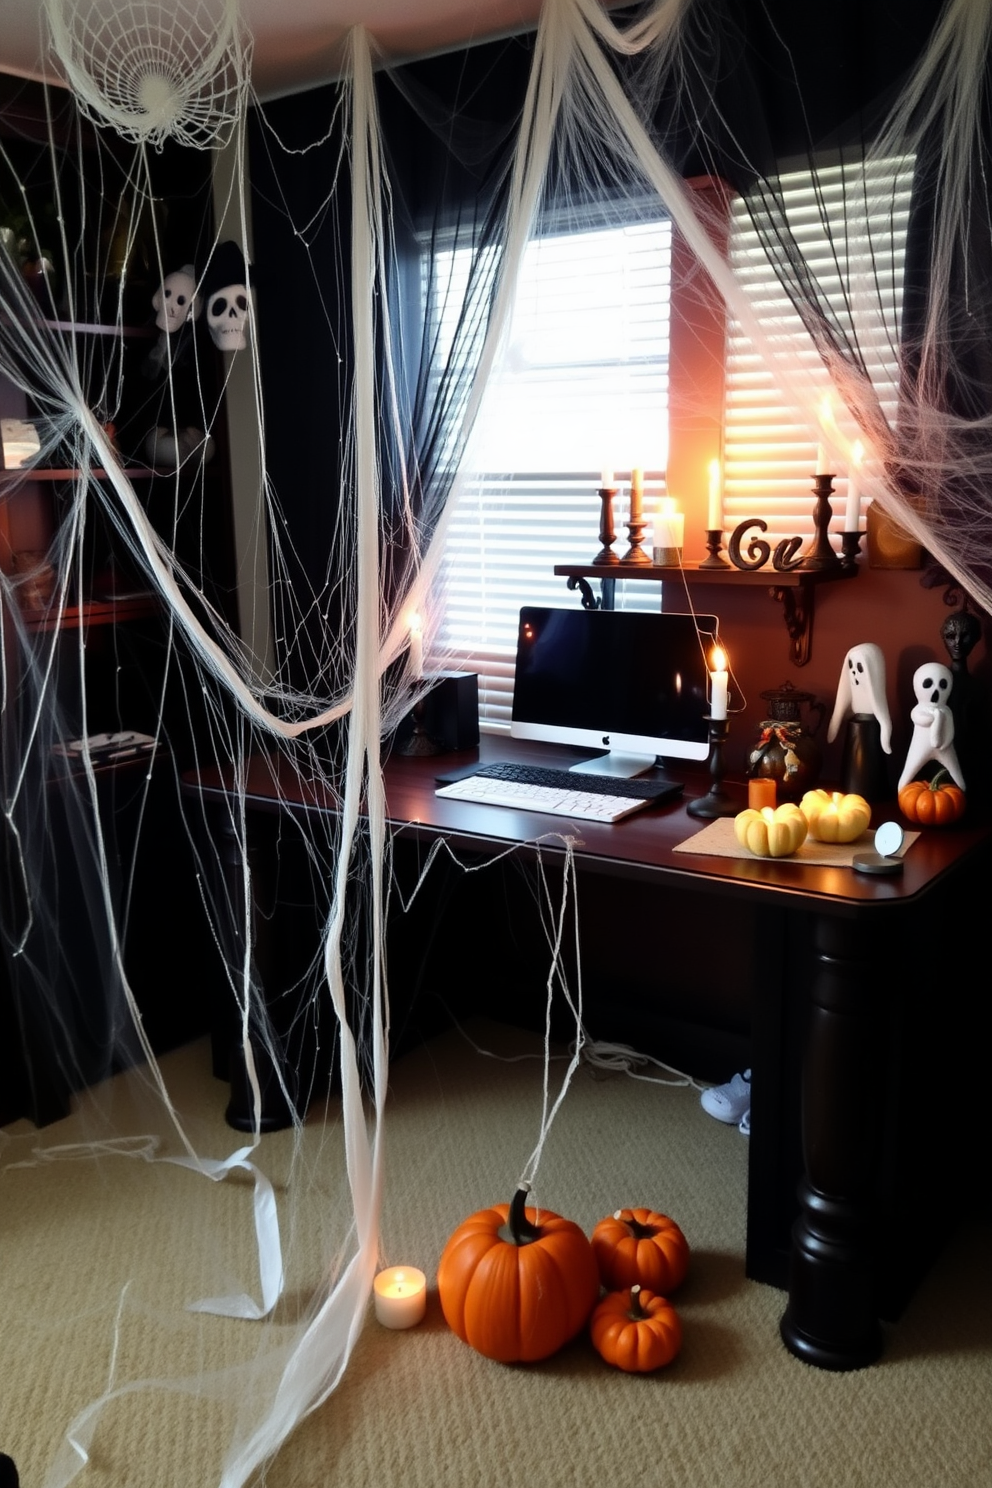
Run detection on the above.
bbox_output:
[396,671,479,754]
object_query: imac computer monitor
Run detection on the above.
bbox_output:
[510,606,719,778]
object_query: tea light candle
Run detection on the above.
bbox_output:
[748,777,777,810]
[373,1266,427,1329]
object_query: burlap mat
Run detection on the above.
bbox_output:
[673,815,918,866]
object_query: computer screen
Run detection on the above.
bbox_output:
[510,606,719,777]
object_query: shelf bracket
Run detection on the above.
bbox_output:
[771,582,814,667]
[566,574,602,610]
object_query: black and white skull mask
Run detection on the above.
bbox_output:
[152,265,199,333]
[207,284,250,351]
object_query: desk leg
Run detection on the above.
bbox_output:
[207,802,296,1131]
[780,915,883,1370]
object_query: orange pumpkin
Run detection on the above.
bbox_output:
[590,1284,683,1372]
[898,772,966,827]
[436,1185,600,1362]
[591,1207,689,1293]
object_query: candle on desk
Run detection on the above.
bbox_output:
[748,777,777,810]
[845,440,864,530]
[629,467,644,522]
[408,613,424,680]
[373,1266,427,1329]
[709,646,729,720]
[707,458,722,531]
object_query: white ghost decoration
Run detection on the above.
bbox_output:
[206,284,250,351]
[898,662,965,791]
[152,264,199,333]
[827,642,893,752]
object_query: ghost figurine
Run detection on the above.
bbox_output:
[898,662,966,791]
[202,240,251,352]
[152,264,199,333]
[827,642,893,800]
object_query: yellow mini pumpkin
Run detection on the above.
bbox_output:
[733,803,808,858]
[800,789,871,843]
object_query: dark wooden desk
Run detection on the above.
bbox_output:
[186,736,991,1373]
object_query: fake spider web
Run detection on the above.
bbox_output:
[44,0,249,149]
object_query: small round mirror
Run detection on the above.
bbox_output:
[874,821,904,859]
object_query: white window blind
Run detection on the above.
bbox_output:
[430,219,672,730]
[724,158,913,540]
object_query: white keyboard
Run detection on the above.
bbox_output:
[435,774,650,823]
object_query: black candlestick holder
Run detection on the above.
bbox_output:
[593,485,620,565]
[840,529,862,572]
[700,528,731,569]
[798,474,844,572]
[400,688,442,756]
[687,717,738,818]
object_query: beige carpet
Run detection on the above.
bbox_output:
[1,1021,990,1487]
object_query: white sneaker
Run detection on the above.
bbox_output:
[739,1108,750,1136]
[700,1069,751,1124]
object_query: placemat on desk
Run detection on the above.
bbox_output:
[673,817,918,867]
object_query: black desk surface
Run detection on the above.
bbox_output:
[186,734,991,920]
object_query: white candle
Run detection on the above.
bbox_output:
[709,645,729,720]
[816,394,833,474]
[707,459,722,531]
[629,467,644,521]
[373,1266,427,1329]
[654,496,684,551]
[408,614,424,680]
[600,467,614,489]
[845,440,864,530]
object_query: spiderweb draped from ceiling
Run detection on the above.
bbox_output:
[1,0,988,1482]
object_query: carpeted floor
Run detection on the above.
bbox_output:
[1,1020,990,1487]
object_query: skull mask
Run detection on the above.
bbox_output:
[152,265,199,333]
[201,241,252,354]
[207,284,250,351]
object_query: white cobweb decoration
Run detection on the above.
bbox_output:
[44,0,250,149]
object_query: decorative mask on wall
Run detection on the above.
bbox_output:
[202,239,251,351]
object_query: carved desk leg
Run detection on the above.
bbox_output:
[780,914,883,1370]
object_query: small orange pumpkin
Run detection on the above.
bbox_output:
[898,771,966,827]
[436,1185,600,1362]
[590,1284,683,1372]
[591,1207,689,1293]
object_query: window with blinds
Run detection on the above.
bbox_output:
[723,158,914,540]
[430,218,672,730]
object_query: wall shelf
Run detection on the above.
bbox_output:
[553,559,858,667]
